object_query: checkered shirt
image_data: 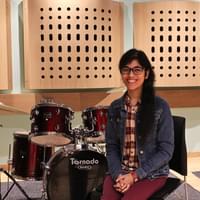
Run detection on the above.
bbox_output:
[122,95,139,170]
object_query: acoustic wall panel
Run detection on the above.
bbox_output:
[0,0,12,90]
[23,0,123,89]
[133,1,200,87]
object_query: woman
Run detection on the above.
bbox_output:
[101,48,174,200]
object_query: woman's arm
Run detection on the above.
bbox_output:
[106,107,123,181]
[136,99,174,179]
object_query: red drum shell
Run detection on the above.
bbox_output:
[30,103,74,146]
[12,131,52,180]
[82,106,108,140]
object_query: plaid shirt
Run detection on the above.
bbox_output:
[122,95,139,170]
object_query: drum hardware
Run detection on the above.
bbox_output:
[71,127,88,150]
[0,144,31,200]
[71,125,106,155]
[0,169,31,200]
[81,111,95,136]
[56,108,60,115]
[6,144,12,191]
[40,146,51,175]
[40,146,53,200]
[71,128,82,150]
[67,118,74,136]
[91,142,106,155]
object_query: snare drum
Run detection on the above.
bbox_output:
[82,106,108,142]
[12,131,52,180]
[30,102,74,146]
[44,148,107,200]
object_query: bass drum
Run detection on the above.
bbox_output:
[44,148,107,200]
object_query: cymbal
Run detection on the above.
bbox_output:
[0,102,27,114]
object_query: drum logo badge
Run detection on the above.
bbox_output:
[70,157,99,170]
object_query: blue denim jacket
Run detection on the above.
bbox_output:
[105,94,174,181]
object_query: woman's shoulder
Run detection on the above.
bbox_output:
[110,95,124,107]
[155,96,170,109]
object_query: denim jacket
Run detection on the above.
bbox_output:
[105,94,174,181]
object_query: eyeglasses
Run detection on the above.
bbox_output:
[120,66,144,75]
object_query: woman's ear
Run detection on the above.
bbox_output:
[145,70,149,79]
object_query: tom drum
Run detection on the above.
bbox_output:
[30,102,74,146]
[81,106,108,143]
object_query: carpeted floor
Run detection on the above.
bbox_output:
[1,180,200,200]
[1,180,42,200]
[166,183,200,200]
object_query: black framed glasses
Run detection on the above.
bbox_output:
[120,66,144,75]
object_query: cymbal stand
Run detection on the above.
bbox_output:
[0,144,31,200]
[0,144,11,200]
[41,145,50,200]
[0,170,2,200]
[7,144,12,191]
[0,169,31,200]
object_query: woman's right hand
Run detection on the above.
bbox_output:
[114,173,135,193]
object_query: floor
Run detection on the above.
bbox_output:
[167,155,200,192]
[179,155,200,192]
[0,155,200,198]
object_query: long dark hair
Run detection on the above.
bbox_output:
[119,48,155,142]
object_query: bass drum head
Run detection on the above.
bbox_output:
[45,149,107,200]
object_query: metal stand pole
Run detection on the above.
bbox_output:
[0,144,31,200]
[7,144,12,191]
[0,170,2,200]
[1,169,31,200]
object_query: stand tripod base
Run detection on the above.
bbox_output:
[0,168,31,200]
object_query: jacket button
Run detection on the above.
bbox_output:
[139,150,144,154]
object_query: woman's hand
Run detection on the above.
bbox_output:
[113,172,138,193]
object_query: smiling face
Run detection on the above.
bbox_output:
[121,59,147,97]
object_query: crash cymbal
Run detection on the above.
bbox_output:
[0,102,27,114]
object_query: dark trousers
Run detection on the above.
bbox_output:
[101,175,167,200]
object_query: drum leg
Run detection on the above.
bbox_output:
[40,188,48,200]
[0,168,31,200]
[40,147,51,200]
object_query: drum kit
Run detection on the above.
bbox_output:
[4,100,108,200]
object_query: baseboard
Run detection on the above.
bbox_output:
[187,152,200,157]
[0,164,9,171]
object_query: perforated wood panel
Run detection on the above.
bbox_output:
[23,0,123,89]
[0,0,12,90]
[133,1,200,87]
